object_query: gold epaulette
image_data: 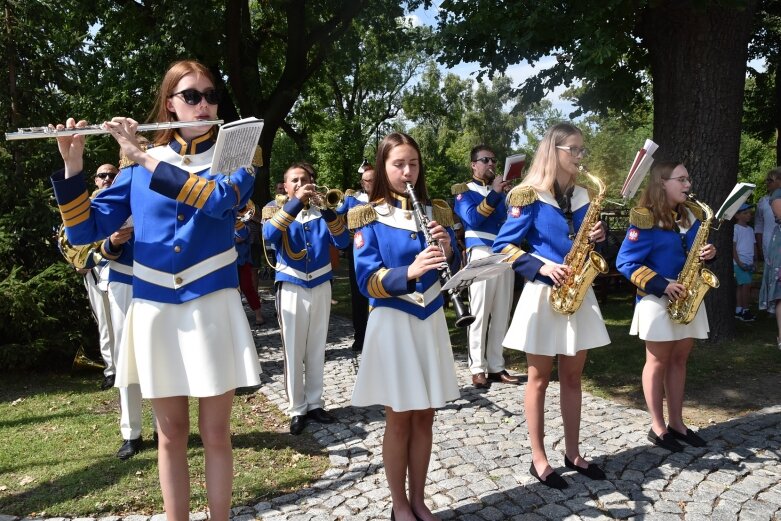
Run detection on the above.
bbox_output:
[507,185,537,207]
[451,182,469,195]
[629,207,654,229]
[252,146,264,168]
[275,194,289,207]
[683,200,705,221]
[261,205,278,220]
[345,189,356,197]
[347,204,377,230]
[432,199,455,228]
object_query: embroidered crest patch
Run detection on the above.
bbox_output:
[628,229,639,242]
[510,206,521,218]
[354,231,365,249]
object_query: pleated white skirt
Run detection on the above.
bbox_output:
[115,288,262,398]
[352,307,460,412]
[630,293,709,341]
[503,280,610,356]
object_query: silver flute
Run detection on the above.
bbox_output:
[4,119,224,141]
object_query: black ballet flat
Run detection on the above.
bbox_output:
[564,455,606,480]
[667,425,707,447]
[529,463,568,489]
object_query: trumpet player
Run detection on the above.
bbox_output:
[263,162,350,435]
[452,145,521,389]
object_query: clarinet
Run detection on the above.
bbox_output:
[405,182,475,328]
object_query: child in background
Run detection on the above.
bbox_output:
[734,203,756,322]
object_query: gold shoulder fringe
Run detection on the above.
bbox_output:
[347,204,377,230]
[345,189,356,197]
[432,199,455,228]
[450,182,469,195]
[252,146,264,168]
[118,141,149,169]
[261,205,278,220]
[683,200,705,221]
[629,207,654,229]
[275,194,289,207]
[507,185,537,207]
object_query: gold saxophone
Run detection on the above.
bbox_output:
[549,167,610,315]
[667,195,720,324]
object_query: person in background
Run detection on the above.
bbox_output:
[263,162,350,435]
[235,206,265,326]
[755,167,781,318]
[733,203,756,322]
[758,173,781,350]
[350,132,461,521]
[616,161,715,453]
[52,59,262,521]
[452,144,521,389]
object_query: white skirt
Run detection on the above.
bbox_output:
[352,307,460,412]
[115,288,262,398]
[503,280,610,356]
[630,293,709,341]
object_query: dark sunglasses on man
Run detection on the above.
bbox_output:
[168,88,221,106]
[96,171,117,180]
[474,157,498,164]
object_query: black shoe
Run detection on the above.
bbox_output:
[351,340,363,352]
[116,437,143,460]
[290,415,306,435]
[667,425,706,447]
[486,370,524,385]
[100,374,115,390]
[529,463,568,489]
[647,428,684,452]
[307,407,336,424]
[564,455,606,480]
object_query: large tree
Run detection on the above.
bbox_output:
[435,0,758,341]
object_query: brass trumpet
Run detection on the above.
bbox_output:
[310,185,344,209]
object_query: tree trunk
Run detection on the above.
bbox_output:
[643,0,758,342]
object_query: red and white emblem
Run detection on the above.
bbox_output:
[510,206,521,218]
[354,231,365,249]
[628,229,639,242]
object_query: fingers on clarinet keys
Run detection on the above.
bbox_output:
[564,455,606,480]
[667,425,706,447]
[529,463,568,490]
[647,428,684,452]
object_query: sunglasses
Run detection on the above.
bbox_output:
[96,172,116,180]
[168,88,220,106]
[474,157,498,164]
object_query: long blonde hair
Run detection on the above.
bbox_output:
[522,123,581,193]
[638,161,692,230]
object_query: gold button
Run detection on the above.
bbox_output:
[174,245,181,253]
[415,295,424,304]
[410,233,416,239]
[177,214,184,221]
[175,276,183,284]
[404,211,412,220]
[183,157,191,165]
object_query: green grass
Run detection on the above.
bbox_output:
[0,374,328,517]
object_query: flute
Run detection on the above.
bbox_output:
[4,119,224,141]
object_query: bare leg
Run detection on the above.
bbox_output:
[643,341,673,435]
[664,339,694,433]
[775,301,781,344]
[526,353,555,478]
[408,409,438,521]
[384,408,416,521]
[198,390,236,521]
[559,351,588,464]
[152,396,191,521]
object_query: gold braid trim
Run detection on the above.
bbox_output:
[275,194,289,207]
[451,182,469,195]
[629,207,654,229]
[432,199,454,227]
[347,204,377,230]
[683,200,705,221]
[507,185,537,207]
[261,205,278,220]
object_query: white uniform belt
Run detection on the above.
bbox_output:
[277,262,332,282]
[465,230,497,241]
[134,248,237,289]
[397,281,442,307]
[109,261,133,276]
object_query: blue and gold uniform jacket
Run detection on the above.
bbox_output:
[452,178,507,249]
[263,196,349,288]
[349,194,461,320]
[616,204,703,301]
[234,220,252,266]
[335,190,369,216]
[51,133,254,304]
[493,185,591,286]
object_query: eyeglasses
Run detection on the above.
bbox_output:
[474,157,498,164]
[168,88,220,106]
[96,172,116,180]
[664,176,691,184]
[556,146,589,158]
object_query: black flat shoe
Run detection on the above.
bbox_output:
[289,415,306,435]
[529,463,568,489]
[647,428,683,452]
[667,425,706,447]
[307,407,336,424]
[564,455,606,480]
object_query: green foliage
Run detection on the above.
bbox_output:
[738,133,777,198]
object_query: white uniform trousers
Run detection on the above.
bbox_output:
[467,246,514,374]
[108,281,155,440]
[277,281,331,417]
[84,267,115,377]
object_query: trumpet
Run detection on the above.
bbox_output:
[5,119,224,141]
[310,185,344,210]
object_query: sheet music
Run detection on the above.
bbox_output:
[211,117,264,175]
[441,253,511,292]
